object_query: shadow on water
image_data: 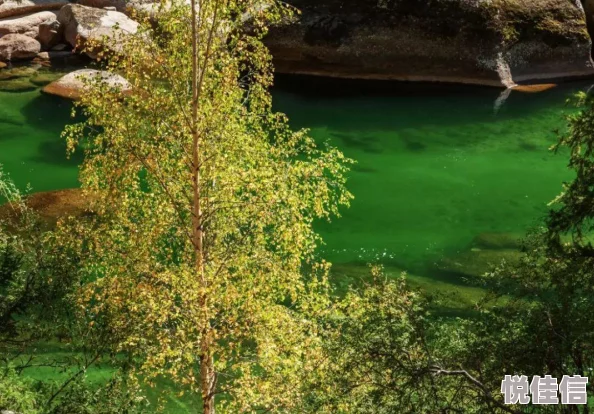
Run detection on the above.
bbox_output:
[19,91,75,131]
[351,164,377,174]
[19,92,82,166]
[273,73,503,99]
[402,137,427,152]
[518,140,540,152]
[331,131,384,154]
[272,73,593,135]
[30,139,84,166]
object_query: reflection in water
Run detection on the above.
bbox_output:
[494,87,512,114]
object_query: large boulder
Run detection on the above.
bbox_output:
[0,11,57,38]
[37,16,62,49]
[42,68,130,99]
[0,34,41,61]
[0,0,67,19]
[57,4,138,58]
[266,0,594,87]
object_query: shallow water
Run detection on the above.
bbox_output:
[0,66,80,192]
[0,68,586,286]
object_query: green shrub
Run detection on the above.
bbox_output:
[0,368,40,413]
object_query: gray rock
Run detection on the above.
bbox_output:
[0,10,57,38]
[124,0,191,21]
[43,68,130,99]
[77,0,126,12]
[0,33,41,61]
[57,4,139,58]
[0,0,66,19]
[37,17,62,49]
[266,0,594,86]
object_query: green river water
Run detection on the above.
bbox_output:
[0,65,588,410]
[0,70,584,293]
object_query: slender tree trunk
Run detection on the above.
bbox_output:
[190,0,216,412]
[201,350,216,413]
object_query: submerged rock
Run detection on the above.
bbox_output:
[471,232,522,250]
[58,4,139,58]
[42,68,131,99]
[0,34,41,61]
[432,249,522,279]
[0,77,37,91]
[0,189,92,228]
[266,0,594,86]
[0,65,37,80]
[30,70,62,85]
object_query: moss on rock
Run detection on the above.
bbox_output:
[0,77,37,92]
[30,71,63,86]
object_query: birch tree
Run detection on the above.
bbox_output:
[64,0,351,412]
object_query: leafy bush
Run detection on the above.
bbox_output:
[0,368,40,413]
[47,377,149,414]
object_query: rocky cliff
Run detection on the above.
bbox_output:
[2,0,594,87]
[266,0,594,87]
